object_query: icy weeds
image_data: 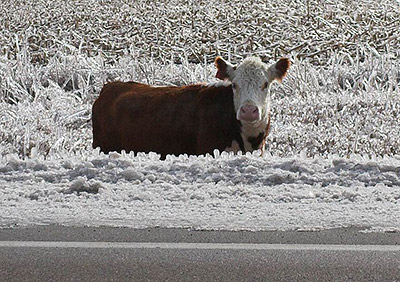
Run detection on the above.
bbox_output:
[1,51,399,159]
[1,151,399,231]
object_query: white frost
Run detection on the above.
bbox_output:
[1,152,399,232]
[0,0,399,232]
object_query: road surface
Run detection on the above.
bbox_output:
[0,226,399,281]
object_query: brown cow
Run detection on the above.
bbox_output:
[92,56,290,158]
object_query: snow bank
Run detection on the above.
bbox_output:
[1,151,399,231]
[1,0,399,232]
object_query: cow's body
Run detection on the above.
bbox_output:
[92,57,290,158]
[92,81,267,158]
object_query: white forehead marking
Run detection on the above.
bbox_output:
[232,57,270,123]
[235,57,267,82]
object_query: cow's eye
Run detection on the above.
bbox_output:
[232,83,237,89]
[262,82,268,90]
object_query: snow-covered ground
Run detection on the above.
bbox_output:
[1,151,400,231]
[0,0,399,231]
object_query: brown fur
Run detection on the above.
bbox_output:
[275,58,291,82]
[214,56,228,80]
[92,81,245,159]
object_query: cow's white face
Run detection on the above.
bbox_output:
[215,56,290,124]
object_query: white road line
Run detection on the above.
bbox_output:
[0,241,399,252]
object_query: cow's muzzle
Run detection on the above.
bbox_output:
[238,104,260,122]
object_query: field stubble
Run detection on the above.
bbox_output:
[0,0,399,159]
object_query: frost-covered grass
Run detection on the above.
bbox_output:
[0,0,400,231]
[0,0,399,158]
[1,0,399,64]
[1,0,399,158]
[1,47,399,158]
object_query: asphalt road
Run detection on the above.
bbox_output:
[0,226,399,282]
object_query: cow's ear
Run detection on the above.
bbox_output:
[267,58,291,83]
[215,56,236,81]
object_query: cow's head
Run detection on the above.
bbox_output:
[215,56,290,123]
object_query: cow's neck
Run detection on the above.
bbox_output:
[240,115,270,152]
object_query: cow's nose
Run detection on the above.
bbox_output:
[238,105,260,122]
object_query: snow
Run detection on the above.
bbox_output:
[0,0,399,232]
[1,151,399,231]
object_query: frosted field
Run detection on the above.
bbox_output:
[0,0,400,231]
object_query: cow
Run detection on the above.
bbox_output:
[92,56,290,159]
